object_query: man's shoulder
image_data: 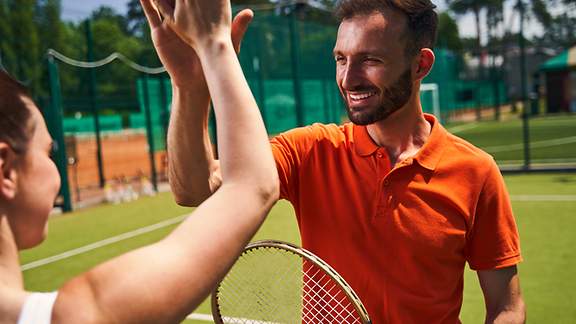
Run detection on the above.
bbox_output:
[273,122,352,144]
[443,130,494,164]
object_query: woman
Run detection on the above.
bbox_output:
[0,1,278,323]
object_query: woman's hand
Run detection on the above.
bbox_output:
[153,0,233,51]
[141,0,252,87]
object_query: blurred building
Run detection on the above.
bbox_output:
[502,46,556,102]
[540,46,576,113]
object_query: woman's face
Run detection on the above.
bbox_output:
[8,98,61,249]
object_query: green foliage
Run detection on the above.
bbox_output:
[91,5,130,35]
[7,0,41,93]
[126,0,147,37]
[436,12,463,53]
[0,2,16,71]
[531,1,576,50]
[37,0,64,53]
[232,0,274,4]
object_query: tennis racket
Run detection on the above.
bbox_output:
[212,240,371,324]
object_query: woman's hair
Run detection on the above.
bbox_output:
[0,69,35,154]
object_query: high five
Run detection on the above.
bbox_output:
[0,0,277,323]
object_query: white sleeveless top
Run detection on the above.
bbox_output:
[17,292,58,324]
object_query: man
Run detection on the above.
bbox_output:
[153,0,525,322]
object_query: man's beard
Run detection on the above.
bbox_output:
[344,67,413,126]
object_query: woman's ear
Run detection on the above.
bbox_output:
[0,143,18,200]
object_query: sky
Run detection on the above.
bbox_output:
[60,0,543,41]
[61,0,128,21]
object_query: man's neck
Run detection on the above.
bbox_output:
[366,101,431,167]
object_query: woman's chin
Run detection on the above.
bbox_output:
[16,226,48,250]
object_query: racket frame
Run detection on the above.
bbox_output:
[211,239,372,324]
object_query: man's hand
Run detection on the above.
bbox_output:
[140,0,252,88]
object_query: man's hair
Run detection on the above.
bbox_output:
[335,0,438,58]
[0,69,35,154]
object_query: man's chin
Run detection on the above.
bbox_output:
[347,111,377,126]
[346,106,388,125]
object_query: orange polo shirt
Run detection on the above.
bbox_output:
[270,114,521,324]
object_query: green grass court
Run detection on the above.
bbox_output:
[22,173,576,323]
[445,114,576,167]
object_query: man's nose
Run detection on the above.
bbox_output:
[340,62,363,91]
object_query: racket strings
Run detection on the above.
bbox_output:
[218,248,303,323]
[301,261,360,323]
[215,247,364,324]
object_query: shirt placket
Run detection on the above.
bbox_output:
[375,153,414,218]
[374,148,392,218]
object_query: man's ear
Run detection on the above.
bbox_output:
[0,143,18,200]
[413,48,435,81]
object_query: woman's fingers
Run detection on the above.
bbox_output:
[153,0,176,24]
[140,0,162,28]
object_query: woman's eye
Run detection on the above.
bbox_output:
[49,143,56,158]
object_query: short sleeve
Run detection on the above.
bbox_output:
[18,291,58,324]
[270,125,321,202]
[466,160,522,270]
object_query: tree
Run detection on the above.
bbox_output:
[447,0,491,78]
[35,0,65,97]
[436,12,463,54]
[36,0,63,52]
[126,0,147,37]
[0,1,16,71]
[9,0,41,93]
[232,0,273,4]
[531,0,576,50]
[86,7,144,99]
[91,6,129,35]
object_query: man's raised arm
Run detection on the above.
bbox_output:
[143,0,253,206]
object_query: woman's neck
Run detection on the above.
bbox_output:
[0,214,24,289]
[0,214,29,324]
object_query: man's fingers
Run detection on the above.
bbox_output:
[231,9,254,54]
[153,0,175,23]
[140,0,162,28]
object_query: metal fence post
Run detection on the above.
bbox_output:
[518,0,531,169]
[47,55,72,212]
[288,5,305,127]
[85,19,106,187]
[142,75,158,191]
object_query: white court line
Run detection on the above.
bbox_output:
[21,214,189,271]
[186,313,213,322]
[21,194,575,321]
[447,123,479,134]
[23,194,576,271]
[186,313,279,324]
[510,195,576,202]
[483,136,576,153]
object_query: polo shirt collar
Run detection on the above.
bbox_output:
[353,123,380,157]
[353,113,447,170]
[413,113,447,171]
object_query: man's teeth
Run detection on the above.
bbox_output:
[349,91,377,100]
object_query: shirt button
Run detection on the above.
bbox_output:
[377,153,383,158]
[383,179,390,186]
